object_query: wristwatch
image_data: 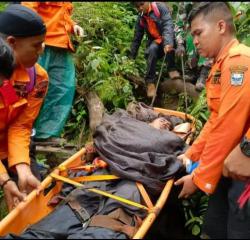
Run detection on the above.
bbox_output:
[240,136,250,157]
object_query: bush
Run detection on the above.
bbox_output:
[65,2,146,139]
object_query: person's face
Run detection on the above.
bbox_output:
[136,2,150,15]
[191,14,223,59]
[7,34,45,68]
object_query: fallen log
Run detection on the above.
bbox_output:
[36,146,76,156]
[160,79,200,100]
[76,86,105,133]
[125,74,145,87]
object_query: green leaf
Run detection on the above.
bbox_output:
[192,224,201,236]
[242,35,250,47]
[90,59,101,70]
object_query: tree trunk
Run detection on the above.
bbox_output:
[85,91,105,133]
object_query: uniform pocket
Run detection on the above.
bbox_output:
[208,84,221,99]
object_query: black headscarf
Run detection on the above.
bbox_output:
[0,4,46,37]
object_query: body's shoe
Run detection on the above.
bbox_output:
[147,83,156,98]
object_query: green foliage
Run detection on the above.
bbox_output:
[182,191,209,237]
[64,97,88,140]
[0,2,8,11]
[65,2,146,139]
[230,2,250,46]
[189,90,210,135]
[72,2,142,101]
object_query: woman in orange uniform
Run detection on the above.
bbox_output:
[0,4,48,211]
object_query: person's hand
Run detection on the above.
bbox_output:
[164,44,173,54]
[187,57,198,69]
[15,163,41,196]
[0,173,26,211]
[175,44,185,57]
[174,174,198,198]
[177,154,190,167]
[73,25,84,38]
[3,180,26,211]
[223,144,250,181]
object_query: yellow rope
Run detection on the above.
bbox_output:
[50,173,149,211]
[71,175,120,182]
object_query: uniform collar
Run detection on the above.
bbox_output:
[10,64,30,84]
[216,38,239,63]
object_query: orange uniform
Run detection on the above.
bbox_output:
[0,64,48,174]
[21,2,76,51]
[246,128,250,140]
[186,39,250,194]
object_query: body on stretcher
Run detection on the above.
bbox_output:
[0,108,197,239]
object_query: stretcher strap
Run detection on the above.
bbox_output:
[136,182,153,208]
[66,165,96,171]
[89,208,140,239]
[50,173,149,211]
[70,175,120,182]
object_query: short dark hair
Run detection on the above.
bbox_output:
[188,2,235,34]
[131,2,145,8]
[0,37,15,79]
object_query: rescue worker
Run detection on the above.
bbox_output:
[0,4,48,211]
[174,2,212,92]
[21,2,84,144]
[174,2,250,238]
[129,2,181,98]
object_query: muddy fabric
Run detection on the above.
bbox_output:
[94,110,185,195]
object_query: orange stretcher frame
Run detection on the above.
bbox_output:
[0,108,196,239]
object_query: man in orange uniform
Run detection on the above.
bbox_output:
[22,2,84,142]
[174,2,250,238]
[0,4,48,211]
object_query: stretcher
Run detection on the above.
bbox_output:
[0,108,196,239]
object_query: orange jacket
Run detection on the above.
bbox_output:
[21,2,76,51]
[186,39,250,194]
[144,4,162,45]
[246,128,250,139]
[0,64,48,174]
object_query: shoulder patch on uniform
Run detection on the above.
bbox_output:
[230,65,247,86]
